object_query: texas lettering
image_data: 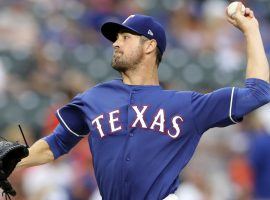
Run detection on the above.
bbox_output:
[92,105,184,139]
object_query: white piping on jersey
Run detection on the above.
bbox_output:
[57,109,84,137]
[229,87,238,124]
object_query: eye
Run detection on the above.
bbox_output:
[123,35,129,40]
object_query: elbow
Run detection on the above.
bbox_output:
[43,136,69,160]
[256,93,270,105]
[245,78,270,104]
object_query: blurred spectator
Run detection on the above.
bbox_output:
[22,161,73,200]
[0,60,7,93]
[0,2,38,52]
[228,152,253,200]
[0,0,270,199]
[175,168,211,200]
[239,112,270,199]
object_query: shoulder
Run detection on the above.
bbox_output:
[156,89,195,104]
[80,79,126,100]
[83,79,120,91]
[94,79,122,88]
[88,79,122,90]
[161,89,195,97]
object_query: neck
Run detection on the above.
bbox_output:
[121,63,159,85]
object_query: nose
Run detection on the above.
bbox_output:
[113,38,119,49]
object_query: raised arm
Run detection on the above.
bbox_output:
[227,2,269,82]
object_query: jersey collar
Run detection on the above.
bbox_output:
[115,78,162,90]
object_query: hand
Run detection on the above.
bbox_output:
[226,2,259,34]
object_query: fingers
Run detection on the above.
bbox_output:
[227,3,255,22]
[230,2,244,20]
[236,2,243,13]
[226,2,259,32]
[250,10,254,18]
[245,8,255,18]
[226,16,237,27]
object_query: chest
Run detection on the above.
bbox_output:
[85,90,192,139]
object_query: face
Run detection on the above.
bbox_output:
[111,31,144,72]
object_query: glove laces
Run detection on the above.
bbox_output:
[0,124,29,148]
[2,191,11,200]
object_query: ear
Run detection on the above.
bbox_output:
[144,39,157,54]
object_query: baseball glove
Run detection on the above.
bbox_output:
[0,140,29,199]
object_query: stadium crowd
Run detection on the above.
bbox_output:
[0,0,270,199]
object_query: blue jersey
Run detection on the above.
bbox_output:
[45,78,270,200]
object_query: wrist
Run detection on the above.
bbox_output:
[244,27,260,38]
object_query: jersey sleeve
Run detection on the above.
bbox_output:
[191,78,270,133]
[56,94,90,137]
[44,124,83,159]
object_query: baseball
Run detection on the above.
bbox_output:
[227,1,245,17]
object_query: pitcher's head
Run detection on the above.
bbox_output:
[101,14,166,72]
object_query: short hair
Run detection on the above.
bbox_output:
[140,36,163,66]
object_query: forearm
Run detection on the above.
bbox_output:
[245,28,269,82]
[16,139,54,168]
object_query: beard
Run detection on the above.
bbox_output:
[111,48,143,72]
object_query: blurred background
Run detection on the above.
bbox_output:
[0,0,270,199]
